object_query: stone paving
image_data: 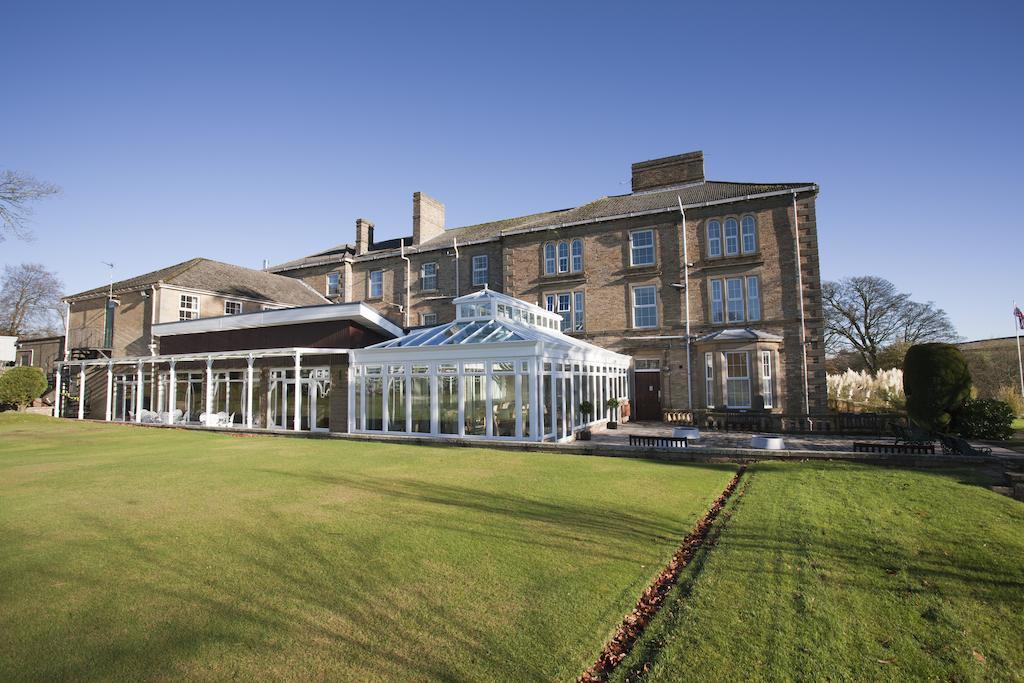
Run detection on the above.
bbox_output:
[591,421,1021,456]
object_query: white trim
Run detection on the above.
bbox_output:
[152,302,403,338]
[223,299,243,315]
[628,228,656,266]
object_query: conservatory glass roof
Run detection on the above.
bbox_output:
[367,288,629,361]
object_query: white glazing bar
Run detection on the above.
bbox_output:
[77,363,86,420]
[105,362,113,421]
[514,368,522,439]
[457,369,465,437]
[293,352,302,431]
[485,365,493,438]
[429,370,439,435]
[528,360,540,440]
[549,364,556,439]
[168,361,177,425]
[347,365,355,432]
[405,370,412,433]
[54,365,62,417]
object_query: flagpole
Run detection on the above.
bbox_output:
[1015,301,1024,397]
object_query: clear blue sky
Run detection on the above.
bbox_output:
[3,0,1021,341]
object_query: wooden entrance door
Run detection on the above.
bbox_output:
[634,372,661,421]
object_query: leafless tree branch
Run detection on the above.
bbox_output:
[0,170,61,242]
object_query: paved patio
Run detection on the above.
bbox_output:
[591,421,1022,456]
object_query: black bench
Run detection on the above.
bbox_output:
[629,435,688,449]
[852,442,935,455]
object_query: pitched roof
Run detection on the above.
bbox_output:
[269,178,816,271]
[65,258,328,306]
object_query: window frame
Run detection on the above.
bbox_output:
[704,352,715,408]
[420,312,437,326]
[741,215,757,254]
[544,243,556,275]
[471,255,488,286]
[570,238,583,273]
[420,262,438,292]
[557,242,570,273]
[707,220,722,258]
[760,350,773,409]
[724,218,739,256]
[629,229,656,266]
[368,270,384,299]
[631,284,658,329]
[223,300,243,315]
[726,277,744,323]
[710,279,724,324]
[179,294,200,321]
[326,272,340,296]
[746,275,761,321]
[725,351,752,408]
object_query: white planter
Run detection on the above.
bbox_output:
[751,435,786,450]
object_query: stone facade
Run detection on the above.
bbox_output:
[270,151,827,416]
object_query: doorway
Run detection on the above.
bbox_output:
[633,369,662,421]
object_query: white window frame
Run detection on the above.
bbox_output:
[760,350,773,409]
[326,272,340,296]
[629,229,655,266]
[179,294,199,321]
[570,238,583,273]
[471,255,488,286]
[725,351,751,408]
[741,215,757,254]
[711,280,724,324]
[420,262,438,292]
[368,270,383,299]
[726,277,744,323]
[224,300,242,315]
[746,276,761,321]
[724,218,739,256]
[573,291,584,332]
[557,242,569,273]
[707,220,722,258]
[544,243,556,275]
[705,352,715,408]
[631,285,658,329]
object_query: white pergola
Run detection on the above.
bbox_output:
[348,289,632,442]
[54,347,348,431]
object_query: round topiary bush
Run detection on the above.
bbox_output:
[950,398,1015,440]
[902,343,972,432]
[0,366,48,411]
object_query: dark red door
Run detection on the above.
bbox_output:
[634,372,661,421]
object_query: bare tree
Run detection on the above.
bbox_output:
[0,263,65,337]
[823,276,957,374]
[0,170,61,241]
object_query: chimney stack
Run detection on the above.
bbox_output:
[631,150,705,192]
[355,218,374,255]
[412,192,445,245]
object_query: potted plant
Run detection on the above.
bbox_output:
[578,400,594,440]
[605,397,621,429]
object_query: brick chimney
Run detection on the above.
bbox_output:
[355,218,374,255]
[631,150,705,192]
[412,192,445,245]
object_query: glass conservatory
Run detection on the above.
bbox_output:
[348,289,632,442]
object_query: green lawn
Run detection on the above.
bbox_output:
[0,413,735,681]
[614,461,1024,682]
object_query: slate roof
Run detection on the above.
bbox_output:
[696,328,784,343]
[65,258,329,306]
[269,178,816,271]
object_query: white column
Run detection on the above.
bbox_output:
[549,364,556,438]
[528,361,540,440]
[168,360,177,424]
[205,357,214,425]
[77,363,86,420]
[429,371,439,435]
[54,364,62,417]
[156,371,165,416]
[246,355,255,429]
[514,368,523,439]
[293,351,302,431]
[485,366,493,438]
[135,361,144,422]
[457,371,465,437]
[405,370,412,433]
[105,362,113,421]
[348,365,356,432]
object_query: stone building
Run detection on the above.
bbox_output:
[269,150,826,418]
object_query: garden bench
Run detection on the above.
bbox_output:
[852,441,936,455]
[629,435,688,449]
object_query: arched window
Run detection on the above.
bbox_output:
[707,220,722,257]
[544,243,556,275]
[570,239,583,272]
[557,241,569,273]
[724,218,739,256]
[741,215,757,254]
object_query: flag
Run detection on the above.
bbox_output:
[1015,306,1024,330]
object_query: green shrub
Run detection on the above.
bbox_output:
[578,401,593,419]
[902,343,972,432]
[0,366,48,410]
[994,385,1024,417]
[950,398,1015,440]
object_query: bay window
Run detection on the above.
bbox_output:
[725,352,751,408]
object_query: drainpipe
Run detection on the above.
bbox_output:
[400,239,411,328]
[452,237,460,298]
[792,192,810,422]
